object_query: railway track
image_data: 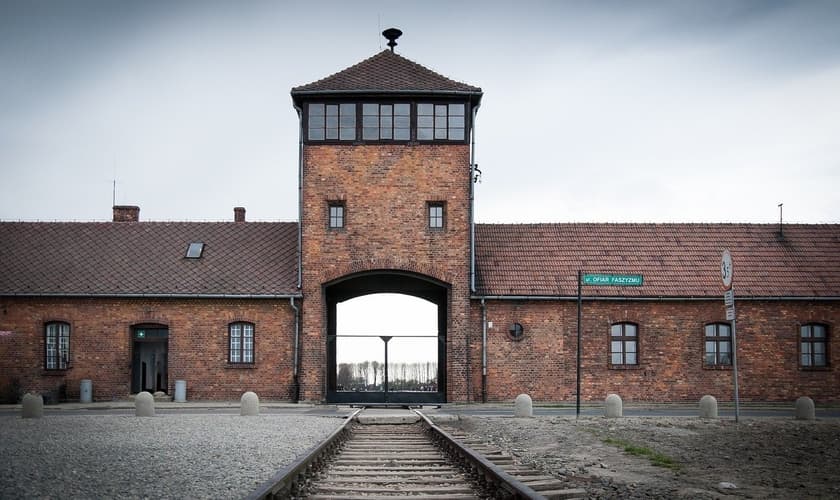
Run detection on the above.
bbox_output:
[248,409,586,499]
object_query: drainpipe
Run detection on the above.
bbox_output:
[469,103,480,293]
[293,103,304,290]
[290,297,300,403]
[481,298,487,403]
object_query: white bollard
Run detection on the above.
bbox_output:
[794,396,815,420]
[21,393,44,419]
[240,391,260,416]
[605,393,623,418]
[135,391,155,417]
[514,393,533,418]
[699,395,718,419]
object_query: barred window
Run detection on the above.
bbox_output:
[45,322,70,370]
[329,203,345,229]
[417,103,465,141]
[801,323,828,367]
[229,322,254,364]
[704,323,732,366]
[362,103,410,140]
[610,323,638,366]
[308,103,356,141]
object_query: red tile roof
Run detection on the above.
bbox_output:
[291,50,482,96]
[0,222,299,297]
[475,223,840,298]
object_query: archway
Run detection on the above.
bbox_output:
[325,271,448,404]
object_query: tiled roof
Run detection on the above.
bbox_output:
[475,223,840,298]
[0,222,299,297]
[291,50,482,95]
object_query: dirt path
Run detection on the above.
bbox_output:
[445,415,840,499]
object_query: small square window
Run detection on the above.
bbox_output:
[329,204,345,229]
[185,242,205,258]
[428,203,444,230]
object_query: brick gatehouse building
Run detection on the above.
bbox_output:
[2,33,838,404]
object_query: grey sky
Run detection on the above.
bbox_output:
[2,0,839,223]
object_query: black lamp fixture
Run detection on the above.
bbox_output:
[382,28,402,52]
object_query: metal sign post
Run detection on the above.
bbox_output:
[721,250,740,423]
[576,271,582,419]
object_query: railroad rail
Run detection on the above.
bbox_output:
[247,408,585,499]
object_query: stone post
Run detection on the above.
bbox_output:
[514,393,533,418]
[241,391,260,416]
[135,391,155,417]
[605,393,623,418]
[699,395,718,419]
[21,393,44,419]
[794,396,815,420]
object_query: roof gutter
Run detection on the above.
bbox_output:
[291,89,483,97]
[471,295,840,302]
[1,293,303,299]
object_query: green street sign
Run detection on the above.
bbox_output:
[582,274,644,286]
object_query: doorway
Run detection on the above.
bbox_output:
[326,272,448,404]
[131,325,169,394]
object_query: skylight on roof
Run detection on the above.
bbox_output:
[185,242,205,259]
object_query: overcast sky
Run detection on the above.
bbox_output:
[2,0,839,224]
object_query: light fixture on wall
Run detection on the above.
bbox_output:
[508,322,524,341]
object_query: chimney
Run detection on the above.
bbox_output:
[234,207,246,222]
[113,205,140,222]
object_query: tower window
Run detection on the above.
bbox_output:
[329,203,345,229]
[363,103,410,140]
[428,202,445,230]
[308,103,356,141]
[417,103,465,141]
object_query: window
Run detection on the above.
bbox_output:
[185,242,204,258]
[610,323,638,366]
[328,203,345,229]
[363,103,410,140]
[229,322,254,364]
[308,103,356,141]
[801,323,828,367]
[428,202,444,230]
[417,103,466,141]
[704,323,732,366]
[45,322,70,370]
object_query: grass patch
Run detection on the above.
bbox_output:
[603,437,681,471]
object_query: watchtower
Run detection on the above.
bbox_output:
[291,30,482,403]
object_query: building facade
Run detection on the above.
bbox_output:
[1,35,838,404]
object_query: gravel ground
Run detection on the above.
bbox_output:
[445,415,840,499]
[1,414,343,499]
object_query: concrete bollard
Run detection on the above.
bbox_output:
[795,396,815,420]
[605,393,623,418]
[240,391,260,416]
[699,395,718,419]
[21,393,44,419]
[134,391,155,417]
[174,380,187,403]
[80,379,93,403]
[514,393,533,418]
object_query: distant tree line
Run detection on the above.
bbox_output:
[336,360,437,392]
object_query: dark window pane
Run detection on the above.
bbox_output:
[418,116,434,128]
[394,116,410,128]
[418,103,433,115]
[363,127,378,140]
[362,116,378,127]
[309,128,325,140]
[612,353,623,364]
[380,116,392,128]
[719,341,730,353]
[326,116,338,128]
[394,128,410,140]
[363,103,378,115]
[611,324,622,336]
[801,342,811,354]
[326,104,338,116]
[705,325,716,337]
[380,127,392,139]
[381,104,392,115]
[339,127,355,140]
[326,128,338,140]
[720,353,731,365]
[435,104,447,116]
[611,341,622,354]
[801,354,811,366]
[449,103,465,116]
[339,114,355,127]
[449,115,465,128]
[814,325,826,338]
[625,325,637,336]
[434,127,447,139]
[395,103,410,115]
[449,128,464,140]
[435,116,447,129]
[418,128,433,140]
[309,103,324,115]
[706,341,716,355]
[719,325,731,336]
[626,352,637,364]
[625,341,636,353]
[705,353,716,365]
[814,354,826,366]
[309,115,325,127]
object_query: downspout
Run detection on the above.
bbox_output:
[481,298,487,403]
[290,297,300,402]
[293,104,304,289]
[469,102,480,294]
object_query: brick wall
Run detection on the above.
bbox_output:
[300,144,472,402]
[472,299,839,403]
[0,297,295,402]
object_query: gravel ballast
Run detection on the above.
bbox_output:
[1,414,343,499]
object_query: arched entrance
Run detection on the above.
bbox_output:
[325,271,448,404]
